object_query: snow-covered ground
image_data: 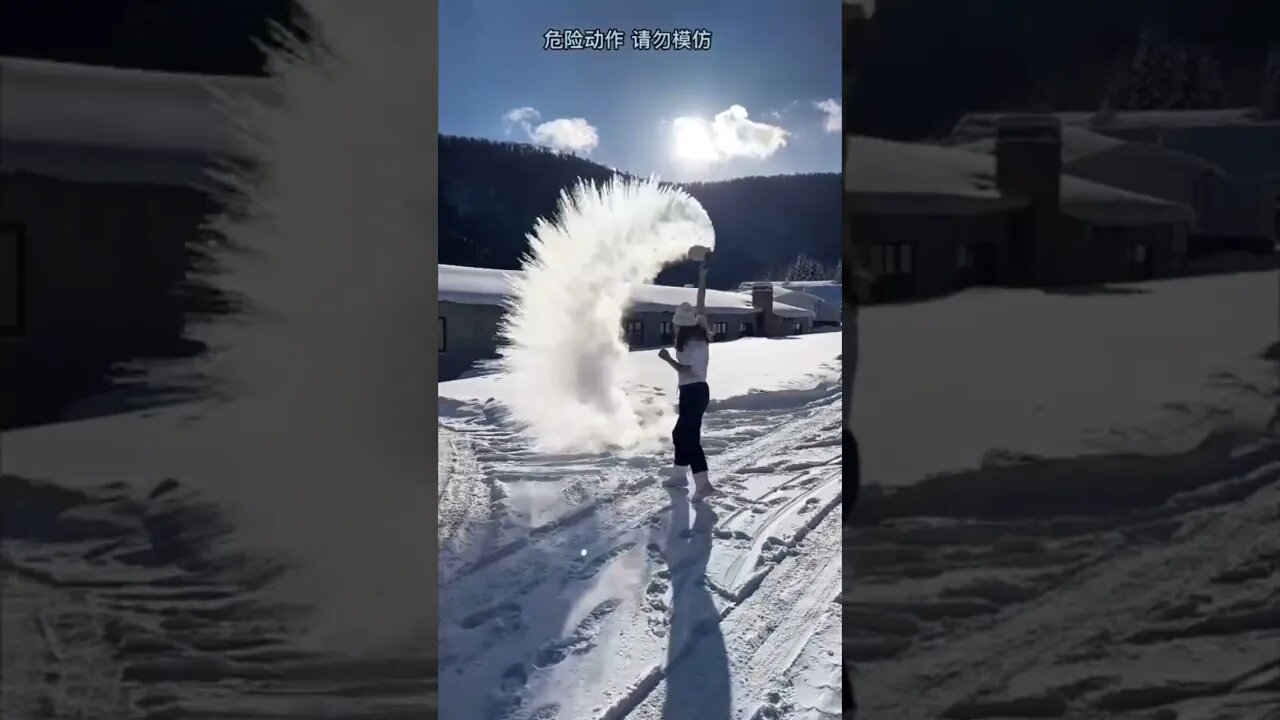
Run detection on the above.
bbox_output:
[439,331,844,719]
[1,412,437,719]
[848,270,1280,719]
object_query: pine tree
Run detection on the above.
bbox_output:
[1188,46,1228,109]
[1259,42,1280,119]
[784,253,827,282]
[1120,24,1189,110]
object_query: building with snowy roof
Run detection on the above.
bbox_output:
[0,56,271,426]
[734,281,842,325]
[953,108,1280,247]
[439,264,815,380]
[846,115,1197,301]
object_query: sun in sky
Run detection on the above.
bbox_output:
[672,117,722,163]
[668,105,799,166]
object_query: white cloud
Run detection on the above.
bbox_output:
[502,106,600,154]
[769,100,800,120]
[529,118,599,154]
[815,98,842,133]
[669,104,789,163]
[503,106,541,127]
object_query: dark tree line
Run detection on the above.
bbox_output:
[438,135,841,289]
[847,0,1280,139]
[0,1,301,76]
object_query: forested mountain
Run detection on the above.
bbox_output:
[439,136,841,289]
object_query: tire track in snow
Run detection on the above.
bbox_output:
[438,384,843,718]
[620,510,844,720]
[852,441,1280,719]
[2,477,437,719]
[439,386,841,591]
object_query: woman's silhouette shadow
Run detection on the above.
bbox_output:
[661,489,730,718]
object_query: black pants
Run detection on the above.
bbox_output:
[843,427,859,714]
[672,381,710,474]
[843,428,860,520]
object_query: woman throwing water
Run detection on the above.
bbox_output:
[658,252,716,503]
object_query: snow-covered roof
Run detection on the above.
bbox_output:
[846,135,1024,215]
[846,135,1195,226]
[440,264,815,319]
[953,108,1261,141]
[957,126,1123,164]
[953,109,1280,182]
[773,280,839,289]
[736,280,840,291]
[956,124,1226,176]
[736,282,843,319]
[0,55,276,157]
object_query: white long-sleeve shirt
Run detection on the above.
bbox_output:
[676,339,709,386]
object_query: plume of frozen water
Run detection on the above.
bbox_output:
[498,176,715,454]
[194,0,437,655]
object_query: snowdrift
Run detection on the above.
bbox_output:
[852,271,1277,491]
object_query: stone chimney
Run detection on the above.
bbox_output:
[995,114,1063,286]
[752,283,775,337]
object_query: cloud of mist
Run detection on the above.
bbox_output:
[498,176,715,454]
[196,0,437,655]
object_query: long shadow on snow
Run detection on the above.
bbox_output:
[661,490,730,719]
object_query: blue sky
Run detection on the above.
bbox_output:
[439,0,842,182]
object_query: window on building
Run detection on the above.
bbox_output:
[1127,243,1149,266]
[739,321,754,337]
[873,242,914,277]
[625,319,644,347]
[1126,242,1152,280]
[0,223,23,337]
[659,320,673,345]
[712,321,728,342]
[794,322,804,335]
[957,243,974,270]
[438,316,446,353]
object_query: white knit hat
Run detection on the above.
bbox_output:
[672,302,697,327]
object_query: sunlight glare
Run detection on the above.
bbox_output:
[671,118,720,163]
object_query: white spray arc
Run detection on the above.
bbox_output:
[193,0,437,655]
[498,176,715,454]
